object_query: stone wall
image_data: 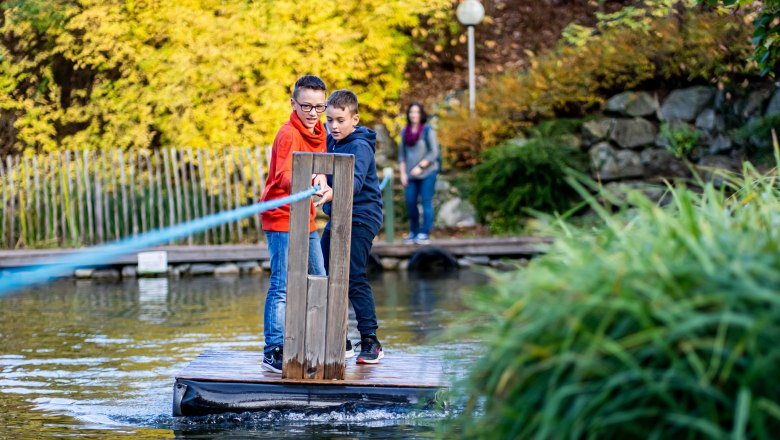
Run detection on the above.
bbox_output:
[585,85,780,182]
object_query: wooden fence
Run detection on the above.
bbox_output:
[0,148,271,249]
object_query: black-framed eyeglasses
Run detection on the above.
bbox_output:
[294,99,327,113]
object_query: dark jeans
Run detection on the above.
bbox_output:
[321,224,378,336]
[405,172,437,236]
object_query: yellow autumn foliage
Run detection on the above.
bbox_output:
[0,0,449,153]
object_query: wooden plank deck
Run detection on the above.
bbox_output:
[176,350,443,387]
[0,236,550,268]
[172,350,446,416]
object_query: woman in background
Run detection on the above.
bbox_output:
[398,102,439,244]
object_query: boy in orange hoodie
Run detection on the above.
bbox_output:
[260,75,332,374]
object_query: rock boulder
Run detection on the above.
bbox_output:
[436,197,476,228]
[660,86,715,122]
[605,91,656,117]
[610,118,657,149]
[590,142,644,180]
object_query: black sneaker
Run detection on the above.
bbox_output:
[261,346,283,374]
[356,336,384,364]
[345,339,354,359]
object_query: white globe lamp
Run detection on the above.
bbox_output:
[456,0,485,113]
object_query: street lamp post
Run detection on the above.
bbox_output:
[456,0,485,114]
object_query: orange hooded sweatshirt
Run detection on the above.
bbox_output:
[260,111,326,232]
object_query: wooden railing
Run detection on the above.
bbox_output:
[0,148,269,249]
[284,152,354,381]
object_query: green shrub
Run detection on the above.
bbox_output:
[700,0,780,76]
[660,121,701,159]
[449,160,780,438]
[729,114,780,167]
[439,7,753,168]
[733,113,780,146]
[469,138,588,232]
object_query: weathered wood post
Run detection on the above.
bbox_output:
[283,152,354,380]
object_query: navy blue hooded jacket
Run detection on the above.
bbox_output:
[323,126,383,236]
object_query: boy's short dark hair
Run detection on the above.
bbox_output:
[293,75,327,98]
[327,90,359,115]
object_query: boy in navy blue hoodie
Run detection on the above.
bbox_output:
[315,89,384,364]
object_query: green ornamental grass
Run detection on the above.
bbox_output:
[449,153,780,438]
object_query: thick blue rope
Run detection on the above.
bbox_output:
[0,186,319,297]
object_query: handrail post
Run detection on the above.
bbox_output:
[382,167,394,243]
[283,152,354,381]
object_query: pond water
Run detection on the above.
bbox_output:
[0,270,488,439]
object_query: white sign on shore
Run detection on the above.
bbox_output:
[137,251,168,275]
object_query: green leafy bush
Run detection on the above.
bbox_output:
[450,160,780,438]
[700,0,780,76]
[733,113,780,147]
[660,121,701,159]
[439,6,753,168]
[469,138,588,232]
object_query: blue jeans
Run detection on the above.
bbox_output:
[263,230,326,353]
[321,224,378,336]
[405,172,437,236]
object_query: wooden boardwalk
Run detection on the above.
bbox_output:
[0,236,550,268]
[173,350,445,416]
[372,235,551,258]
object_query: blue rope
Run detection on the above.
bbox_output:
[0,186,319,298]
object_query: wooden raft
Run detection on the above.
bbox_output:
[173,350,445,416]
[172,152,445,416]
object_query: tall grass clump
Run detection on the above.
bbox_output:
[448,156,780,438]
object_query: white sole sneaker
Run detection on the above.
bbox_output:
[261,361,282,374]
[356,349,385,364]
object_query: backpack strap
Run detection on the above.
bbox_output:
[422,124,442,172]
[422,125,431,152]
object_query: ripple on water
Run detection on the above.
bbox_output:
[0,356,112,367]
[147,402,450,434]
[83,336,134,345]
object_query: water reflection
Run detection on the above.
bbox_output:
[0,270,487,438]
[138,278,170,323]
